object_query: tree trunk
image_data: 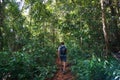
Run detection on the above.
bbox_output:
[100,0,109,56]
[0,0,4,51]
[52,26,55,46]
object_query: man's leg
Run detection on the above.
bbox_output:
[62,55,66,73]
[63,61,66,72]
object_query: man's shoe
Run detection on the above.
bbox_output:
[62,70,66,74]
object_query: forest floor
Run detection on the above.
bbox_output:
[51,58,75,80]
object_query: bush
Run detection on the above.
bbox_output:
[70,54,120,80]
[0,51,57,80]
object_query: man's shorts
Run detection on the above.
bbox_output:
[60,55,67,62]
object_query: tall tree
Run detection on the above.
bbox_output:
[100,0,109,56]
[0,0,5,51]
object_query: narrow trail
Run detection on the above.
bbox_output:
[52,58,75,80]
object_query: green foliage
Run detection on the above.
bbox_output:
[70,52,120,80]
[1,0,120,79]
[0,51,56,80]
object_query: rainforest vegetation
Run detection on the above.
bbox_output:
[0,0,120,80]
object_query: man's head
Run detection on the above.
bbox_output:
[61,42,64,45]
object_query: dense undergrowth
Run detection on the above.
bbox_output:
[0,46,57,80]
[68,46,120,80]
[0,42,120,80]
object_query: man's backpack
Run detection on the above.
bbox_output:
[60,46,67,55]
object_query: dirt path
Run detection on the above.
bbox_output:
[52,58,74,80]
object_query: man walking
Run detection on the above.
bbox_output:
[58,42,67,74]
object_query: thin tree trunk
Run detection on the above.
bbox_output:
[100,0,109,56]
[0,0,4,51]
[43,22,47,47]
[52,26,55,46]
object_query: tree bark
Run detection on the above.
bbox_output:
[0,0,4,51]
[52,26,55,46]
[100,0,109,56]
